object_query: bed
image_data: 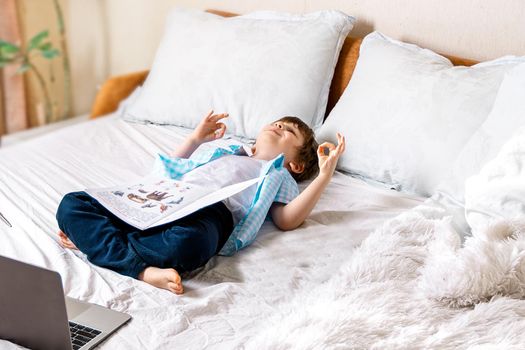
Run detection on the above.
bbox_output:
[0,113,422,349]
[2,8,525,350]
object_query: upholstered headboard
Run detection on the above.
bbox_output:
[90,9,478,119]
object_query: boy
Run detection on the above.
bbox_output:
[57,110,345,294]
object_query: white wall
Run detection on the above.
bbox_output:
[68,0,525,114]
[66,0,108,116]
[103,0,307,76]
[305,0,525,61]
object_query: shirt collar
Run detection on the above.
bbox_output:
[260,153,285,176]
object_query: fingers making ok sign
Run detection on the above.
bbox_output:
[317,133,346,178]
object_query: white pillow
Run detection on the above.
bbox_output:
[465,126,525,233]
[124,8,355,139]
[317,31,525,196]
[437,62,525,204]
[116,86,142,117]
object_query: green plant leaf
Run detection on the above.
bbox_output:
[16,62,30,74]
[41,48,60,59]
[0,41,20,63]
[38,42,52,51]
[0,40,20,54]
[28,30,49,51]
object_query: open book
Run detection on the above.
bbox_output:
[86,175,261,230]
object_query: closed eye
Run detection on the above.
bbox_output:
[283,125,298,137]
[273,122,298,137]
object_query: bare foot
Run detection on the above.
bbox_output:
[139,267,184,295]
[58,230,78,250]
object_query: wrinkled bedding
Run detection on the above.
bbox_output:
[0,114,423,349]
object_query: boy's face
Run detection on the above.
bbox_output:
[253,120,305,174]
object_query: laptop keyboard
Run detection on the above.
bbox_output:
[69,321,101,350]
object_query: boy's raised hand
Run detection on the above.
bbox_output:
[317,133,346,179]
[190,110,228,144]
[270,132,346,231]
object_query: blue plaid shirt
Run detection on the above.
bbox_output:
[157,144,299,256]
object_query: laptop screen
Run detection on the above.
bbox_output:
[0,255,72,350]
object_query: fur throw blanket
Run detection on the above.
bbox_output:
[234,203,525,349]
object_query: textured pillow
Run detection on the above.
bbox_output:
[317,31,525,196]
[124,8,355,139]
[436,63,525,205]
[465,126,525,233]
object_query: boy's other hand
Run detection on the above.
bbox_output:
[190,109,228,144]
[317,133,346,179]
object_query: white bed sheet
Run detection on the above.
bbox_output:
[0,114,424,349]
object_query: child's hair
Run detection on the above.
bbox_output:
[276,116,319,182]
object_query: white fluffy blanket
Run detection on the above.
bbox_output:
[234,202,525,349]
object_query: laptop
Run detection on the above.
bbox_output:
[0,255,131,350]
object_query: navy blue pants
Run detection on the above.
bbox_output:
[56,191,233,278]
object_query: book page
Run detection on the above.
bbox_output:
[86,175,264,230]
[86,178,209,230]
[153,176,262,227]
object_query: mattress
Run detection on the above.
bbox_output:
[0,114,423,349]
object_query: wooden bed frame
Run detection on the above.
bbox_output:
[89,9,478,120]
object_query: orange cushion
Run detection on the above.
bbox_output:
[90,70,148,119]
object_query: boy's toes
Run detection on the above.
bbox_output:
[168,281,184,295]
[140,267,183,294]
[58,230,78,250]
[61,239,78,250]
[166,269,183,294]
[58,230,68,240]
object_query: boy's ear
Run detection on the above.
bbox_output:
[288,161,305,175]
